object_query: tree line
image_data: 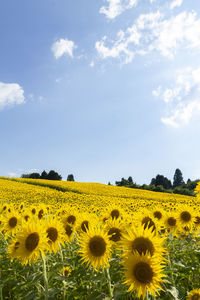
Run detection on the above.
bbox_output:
[21,170,75,181]
[115,168,199,196]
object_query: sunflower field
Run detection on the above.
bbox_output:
[0,177,200,300]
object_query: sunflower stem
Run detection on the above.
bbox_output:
[59,244,67,300]
[105,267,113,299]
[41,253,48,300]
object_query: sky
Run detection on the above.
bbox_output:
[1,0,200,184]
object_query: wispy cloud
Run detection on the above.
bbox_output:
[153,67,200,127]
[170,0,183,10]
[100,0,137,19]
[52,38,77,59]
[0,82,25,110]
[96,10,200,63]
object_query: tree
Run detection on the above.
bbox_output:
[67,174,75,181]
[128,176,133,185]
[150,175,172,189]
[40,170,48,179]
[173,168,184,188]
[47,170,62,181]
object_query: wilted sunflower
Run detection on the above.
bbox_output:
[78,226,112,271]
[187,288,200,300]
[14,221,48,265]
[122,225,166,258]
[123,253,166,299]
[45,217,65,253]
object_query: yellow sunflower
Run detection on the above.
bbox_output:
[7,239,21,261]
[122,225,166,258]
[44,217,65,253]
[104,218,125,245]
[187,288,200,300]
[123,253,166,299]
[2,212,21,237]
[14,221,48,265]
[60,266,71,277]
[78,226,112,271]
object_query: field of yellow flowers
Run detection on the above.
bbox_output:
[0,177,200,300]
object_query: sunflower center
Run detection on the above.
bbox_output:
[154,211,162,220]
[81,221,89,232]
[103,217,108,223]
[195,216,200,225]
[9,217,17,228]
[142,217,156,231]
[89,236,106,257]
[25,232,39,252]
[32,208,36,215]
[14,241,20,251]
[132,237,155,256]
[47,227,58,242]
[134,262,153,284]
[111,209,120,219]
[192,294,200,300]
[64,269,70,277]
[167,217,176,227]
[67,215,76,225]
[108,227,121,242]
[24,215,30,221]
[180,211,191,222]
[38,210,44,219]
[65,225,73,237]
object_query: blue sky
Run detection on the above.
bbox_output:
[1,0,200,184]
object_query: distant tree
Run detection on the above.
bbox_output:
[21,174,31,178]
[108,182,111,185]
[128,176,133,185]
[187,178,191,184]
[67,174,75,181]
[47,170,62,181]
[40,170,48,179]
[28,173,40,179]
[173,169,184,188]
[150,175,172,189]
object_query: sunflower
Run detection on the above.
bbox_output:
[104,218,125,245]
[60,266,71,277]
[8,239,21,261]
[45,217,65,253]
[177,205,195,229]
[2,212,21,237]
[14,221,48,265]
[62,209,78,227]
[106,204,124,220]
[187,288,200,300]
[122,225,166,258]
[163,212,179,235]
[123,253,166,299]
[137,211,158,233]
[78,226,112,271]
[76,213,97,234]
[63,223,75,243]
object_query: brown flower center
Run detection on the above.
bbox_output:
[81,221,89,232]
[134,262,153,284]
[111,209,120,219]
[38,210,44,219]
[67,215,76,225]
[180,211,191,222]
[192,294,200,300]
[132,237,155,256]
[153,211,162,220]
[25,232,39,252]
[89,236,106,257]
[9,217,17,228]
[65,225,73,237]
[167,217,176,227]
[47,227,58,242]
[108,227,121,242]
[195,216,200,225]
[142,217,156,231]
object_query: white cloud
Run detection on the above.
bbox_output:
[170,0,183,10]
[153,67,200,127]
[52,39,77,59]
[0,82,25,110]
[7,172,18,177]
[96,10,200,62]
[100,0,137,19]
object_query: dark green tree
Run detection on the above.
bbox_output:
[128,176,133,185]
[173,168,184,188]
[40,170,48,179]
[67,174,75,181]
[150,175,172,189]
[47,170,62,181]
